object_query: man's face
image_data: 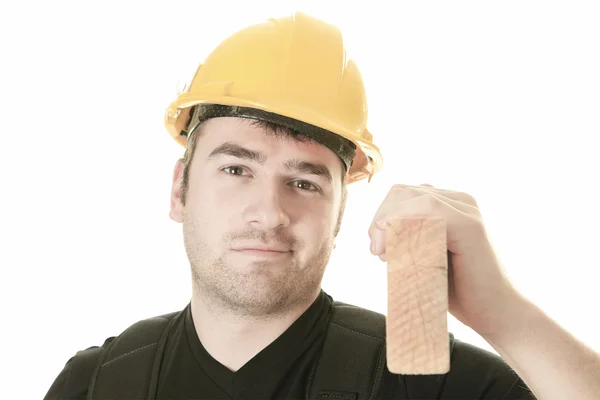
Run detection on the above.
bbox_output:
[170,117,344,317]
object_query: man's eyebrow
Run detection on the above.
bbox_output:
[208,141,333,184]
[208,142,266,164]
[283,159,333,184]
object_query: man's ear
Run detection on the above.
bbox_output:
[169,159,185,223]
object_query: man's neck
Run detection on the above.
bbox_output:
[190,290,320,372]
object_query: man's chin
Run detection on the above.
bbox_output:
[223,286,296,316]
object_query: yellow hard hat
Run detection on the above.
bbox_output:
[164,11,383,184]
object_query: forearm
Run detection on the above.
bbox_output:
[483,292,600,400]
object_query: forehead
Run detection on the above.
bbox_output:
[195,117,342,167]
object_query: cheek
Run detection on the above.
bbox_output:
[293,201,337,239]
[188,171,238,208]
[185,178,234,230]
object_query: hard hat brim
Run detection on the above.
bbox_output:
[165,95,383,184]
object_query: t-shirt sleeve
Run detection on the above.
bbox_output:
[378,334,537,399]
[441,337,536,399]
[43,357,87,400]
[43,337,116,400]
[501,376,537,399]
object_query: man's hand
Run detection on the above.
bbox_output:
[368,183,519,338]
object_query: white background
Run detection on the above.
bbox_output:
[1,1,599,398]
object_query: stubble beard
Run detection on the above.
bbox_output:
[183,218,334,320]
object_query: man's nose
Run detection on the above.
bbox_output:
[242,184,291,230]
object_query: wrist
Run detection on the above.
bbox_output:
[482,290,538,350]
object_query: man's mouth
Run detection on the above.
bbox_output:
[232,247,291,258]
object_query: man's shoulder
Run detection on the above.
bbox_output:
[330,301,533,398]
[43,308,184,400]
[331,300,386,334]
[378,336,535,399]
[43,336,118,400]
[331,301,456,345]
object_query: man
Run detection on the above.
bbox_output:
[45,11,600,400]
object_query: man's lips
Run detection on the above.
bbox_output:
[231,246,291,257]
[232,245,290,252]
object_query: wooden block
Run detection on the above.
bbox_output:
[385,218,450,375]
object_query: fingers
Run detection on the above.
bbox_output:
[370,225,386,256]
[368,184,481,262]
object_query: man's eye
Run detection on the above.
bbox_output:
[294,181,318,192]
[222,166,246,176]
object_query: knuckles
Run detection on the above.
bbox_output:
[371,185,480,239]
[391,184,478,207]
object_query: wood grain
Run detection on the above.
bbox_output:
[386,218,450,375]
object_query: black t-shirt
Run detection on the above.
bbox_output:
[44,290,536,399]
